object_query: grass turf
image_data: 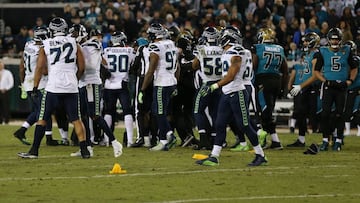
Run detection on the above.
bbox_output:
[1,124,360,203]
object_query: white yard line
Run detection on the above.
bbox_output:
[0,164,353,182]
[147,194,360,203]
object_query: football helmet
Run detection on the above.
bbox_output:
[327,28,343,49]
[89,29,102,37]
[219,25,242,47]
[33,26,49,42]
[302,32,320,51]
[343,40,357,54]
[147,23,168,41]
[256,27,275,43]
[111,31,127,46]
[168,25,180,41]
[48,17,68,37]
[68,24,88,43]
[201,26,220,46]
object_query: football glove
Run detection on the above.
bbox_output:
[290,85,301,96]
[138,91,144,104]
[200,83,219,97]
[19,83,28,100]
[31,87,39,100]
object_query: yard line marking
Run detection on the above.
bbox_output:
[146,194,360,203]
[0,165,355,182]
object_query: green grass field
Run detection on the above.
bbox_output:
[1,124,360,203]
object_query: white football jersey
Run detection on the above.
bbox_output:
[78,38,103,88]
[221,45,249,94]
[22,40,48,91]
[148,39,178,87]
[103,46,135,89]
[42,36,79,93]
[194,45,223,83]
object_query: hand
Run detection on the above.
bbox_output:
[290,85,301,96]
[200,83,219,97]
[31,87,39,100]
[19,83,28,100]
[138,91,144,104]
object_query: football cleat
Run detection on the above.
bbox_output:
[195,156,219,166]
[286,139,305,147]
[248,154,267,166]
[13,127,31,145]
[320,141,329,151]
[149,142,168,151]
[17,152,38,159]
[230,144,250,152]
[112,140,123,157]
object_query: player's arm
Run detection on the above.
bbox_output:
[19,54,25,83]
[76,44,85,79]
[347,52,358,86]
[288,69,296,91]
[215,55,241,88]
[191,57,200,70]
[280,59,289,92]
[34,47,47,88]
[141,52,158,91]
[314,52,326,82]
[300,57,318,88]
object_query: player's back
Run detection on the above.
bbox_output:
[103,46,135,89]
[221,45,247,94]
[79,38,102,87]
[255,43,285,76]
[42,35,79,93]
[195,45,223,83]
[23,40,47,91]
[149,39,178,86]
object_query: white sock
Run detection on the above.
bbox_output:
[298,135,305,143]
[124,114,134,145]
[104,114,112,129]
[211,145,222,157]
[88,118,94,141]
[336,138,342,143]
[144,136,150,146]
[59,129,68,140]
[322,138,329,142]
[45,131,52,136]
[22,122,30,129]
[253,145,264,157]
[345,122,351,132]
[160,139,168,145]
[271,133,280,142]
[290,118,296,128]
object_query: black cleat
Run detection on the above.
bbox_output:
[264,141,283,150]
[130,137,144,147]
[46,139,59,146]
[248,154,267,166]
[287,139,305,147]
[13,127,31,145]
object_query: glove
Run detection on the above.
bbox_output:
[19,83,28,100]
[200,83,219,97]
[290,85,301,96]
[138,91,144,104]
[286,93,294,99]
[31,87,39,100]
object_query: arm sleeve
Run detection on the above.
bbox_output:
[314,51,323,71]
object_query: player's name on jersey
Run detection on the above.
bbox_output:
[106,48,132,53]
[49,40,64,46]
[205,50,223,55]
[264,46,281,52]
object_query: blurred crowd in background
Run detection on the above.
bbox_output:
[0,0,359,61]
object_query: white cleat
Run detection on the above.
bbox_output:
[112,140,123,157]
[70,146,94,157]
